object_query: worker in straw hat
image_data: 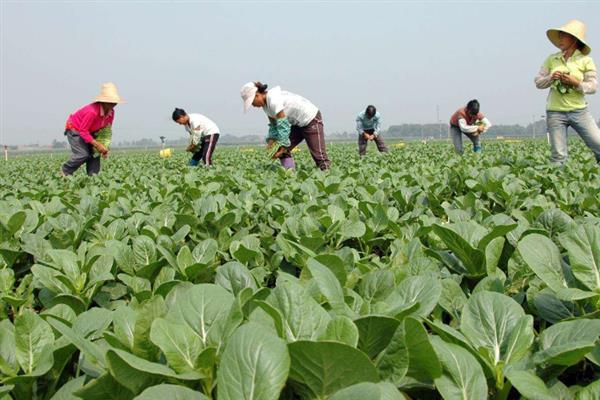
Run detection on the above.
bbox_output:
[61,82,124,176]
[240,81,331,170]
[534,20,600,164]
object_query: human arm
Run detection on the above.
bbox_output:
[458,118,479,134]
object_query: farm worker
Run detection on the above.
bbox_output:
[240,81,331,170]
[534,19,600,164]
[172,108,220,166]
[356,105,388,156]
[61,83,123,176]
[449,100,492,154]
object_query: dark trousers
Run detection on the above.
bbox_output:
[358,129,388,156]
[280,111,331,170]
[190,133,219,166]
[62,130,100,176]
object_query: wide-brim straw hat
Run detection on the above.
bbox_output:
[94,82,125,104]
[547,19,591,55]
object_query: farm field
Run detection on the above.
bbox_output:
[0,140,599,399]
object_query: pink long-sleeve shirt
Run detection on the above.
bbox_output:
[65,103,114,143]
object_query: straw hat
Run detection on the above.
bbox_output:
[547,19,591,55]
[94,82,125,104]
[240,82,258,113]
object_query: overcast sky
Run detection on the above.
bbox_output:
[1,1,600,145]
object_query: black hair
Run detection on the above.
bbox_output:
[466,100,480,115]
[255,81,268,93]
[365,105,377,118]
[172,108,186,121]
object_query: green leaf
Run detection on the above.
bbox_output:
[6,211,26,236]
[534,319,600,366]
[330,382,408,400]
[166,284,234,348]
[404,317,443,383]
[215,261,258,296]
[133,236,157,266]
[73,373,134,400]
[133,384,209,400]
[460,291,534,374]
[217,323,290,400]
[433,224,486,277]
[112,306,137,351]
[288,340,378,399]
[106,349,200,395]
[320,316,359,347]
[251,281,330,342]
[438,279,467,320]
[176,246,193,275]
[575,379,600,400]
[149,318,203,374]
[0,320,17,376]
[339,220,366,239]
[192,239,218,265]
[306,257,347,314]
[354,315,401,358]
[430,336,488,400]
[536,208,575,236]
[358,269,395,304]
[133,296,167,361]
[380,275,441,319]
[518,234,567,293]
[505,369,556,400]
[559,223,600,292]
[47,316,105,368]
[48,376,86,400]
[15,309,54,375]
[46,249,80,283]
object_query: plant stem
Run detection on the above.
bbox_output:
[495,381,512,400]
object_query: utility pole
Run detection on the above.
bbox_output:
[532,115,536,139]
[437,105,442,140]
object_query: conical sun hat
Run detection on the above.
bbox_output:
[547,19,591,55]
[94,82,125,104]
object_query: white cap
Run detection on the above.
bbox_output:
[241,82,258,113]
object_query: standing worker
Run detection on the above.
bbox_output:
[61,83,124,176]
[356,105,388,156]
[172,108,220,166]
[240,81,331,170]
[534,19,600,164]
[449,100,492,154]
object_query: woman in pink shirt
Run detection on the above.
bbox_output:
[61,83,124,176]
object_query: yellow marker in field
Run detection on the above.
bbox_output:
[160,148,173,158]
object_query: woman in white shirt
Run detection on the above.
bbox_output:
[241,81,331,170]
[172,108,220,166]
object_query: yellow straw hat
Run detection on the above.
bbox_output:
[547,19,591,55]
[94,82,125,104]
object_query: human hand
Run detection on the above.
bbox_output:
[266,139,276,150]
[271,146,287,159]
[551,71,563,80]
[559,73,580,87]
[93,141,108,155]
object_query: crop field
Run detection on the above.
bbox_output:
[0,140,599,400]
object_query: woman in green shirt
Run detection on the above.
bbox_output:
[534,20,600,164]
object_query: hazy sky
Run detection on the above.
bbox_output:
[1,1,600,145]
